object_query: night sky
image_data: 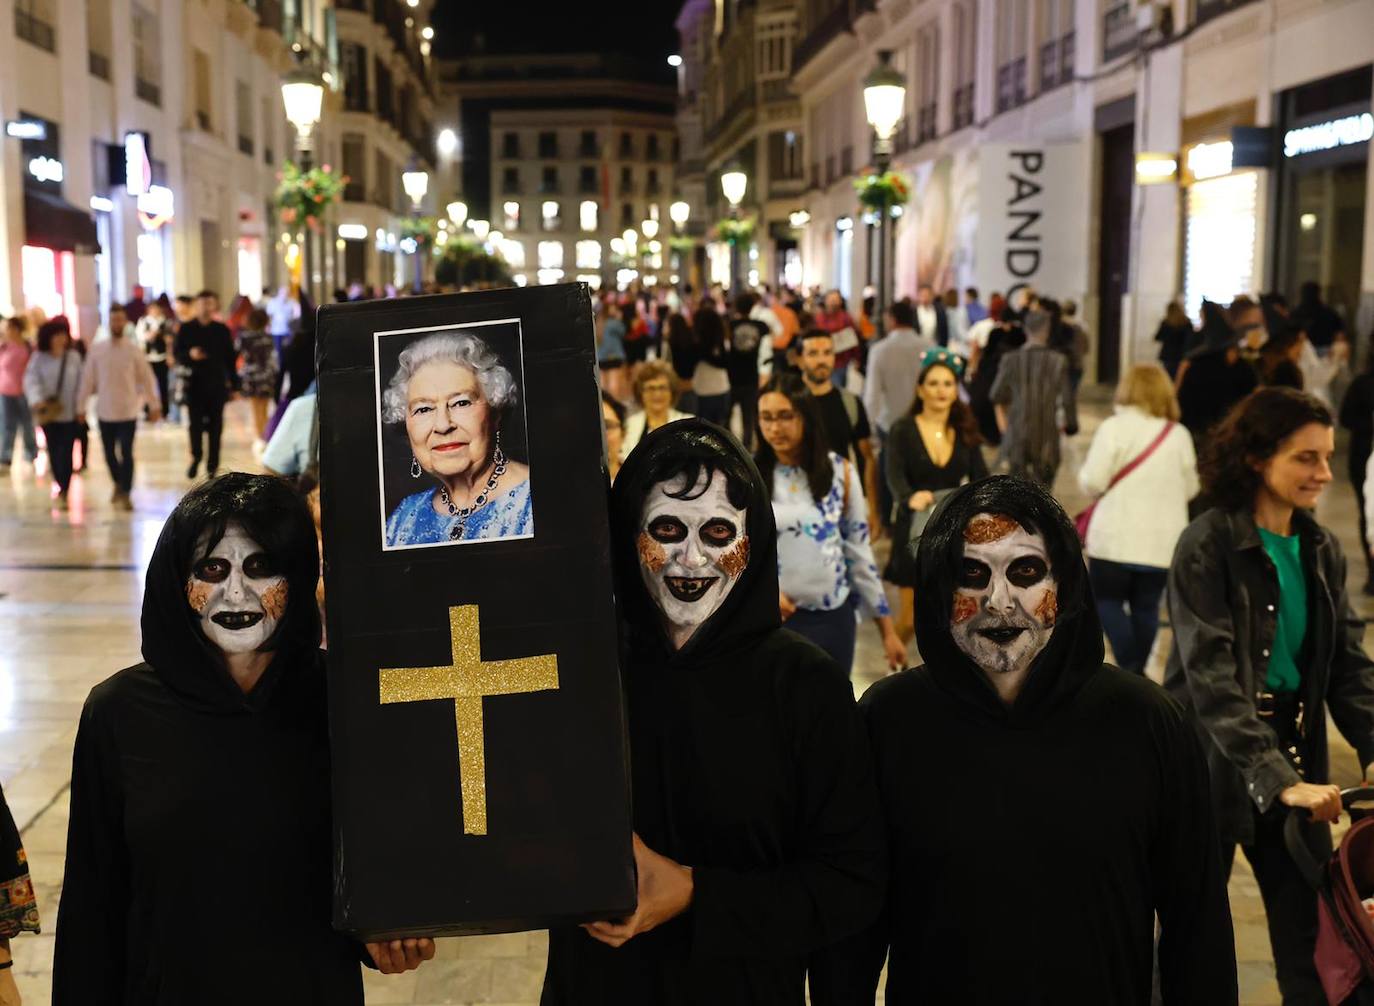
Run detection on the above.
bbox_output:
[430,0,679,84]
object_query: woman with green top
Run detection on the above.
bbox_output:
[1165,386,1374,1004]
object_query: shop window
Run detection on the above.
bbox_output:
[580,200,598,232]
[503,201,520,232]
[541,200,561,231]
[537,241,564,269]
[501,240,526,269]
[1183,172,1257,323]
[575,240,602,269]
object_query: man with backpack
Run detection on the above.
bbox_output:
[798,327,880,531]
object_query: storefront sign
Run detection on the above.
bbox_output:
[976,144,1087,302]
[136,185,175,229]
[1283,112,1374,158]
[124,132,153,195]
[5,120,46,140]
[1185,141,1234,181]
[28,156,64,185]
[338,223,369,240]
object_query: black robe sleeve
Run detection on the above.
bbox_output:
[0,784,39,939]
[1154,709,1238,1003]
[52,699,131,1005]
[688,667,886,959]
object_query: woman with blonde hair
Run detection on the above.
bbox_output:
[620,359,692,460]
[1077,363,1198,673]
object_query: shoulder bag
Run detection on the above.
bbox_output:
[1074,421,1175,543]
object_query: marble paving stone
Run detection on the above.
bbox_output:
[1,398,1369,1005]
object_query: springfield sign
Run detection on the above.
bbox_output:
[976,143,1087,303]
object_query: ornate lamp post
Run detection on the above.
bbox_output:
[862,50,906,339]
[281,68,325,302]
[720,162,747,296]
[402,163,430,293]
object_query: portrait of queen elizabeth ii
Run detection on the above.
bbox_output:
[379,327,534,548]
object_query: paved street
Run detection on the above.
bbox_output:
[1,393,1369,1004]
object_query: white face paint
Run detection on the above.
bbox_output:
[950,513,1058,678]
[185,523,288,655]
[637,469,750,650]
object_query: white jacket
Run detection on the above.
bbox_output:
[1078,405,1199,568]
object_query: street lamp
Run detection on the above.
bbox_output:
[447,200,468,229]
[863,50,906,339]
[641,218,659,240]
[470,219,490,241]
[281,68,325,302]
[402,164,429,292]
[668,200,690,287]
[720,161,747,295]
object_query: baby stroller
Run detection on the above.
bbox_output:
[1285,786,1374,1005]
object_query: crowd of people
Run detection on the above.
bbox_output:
[3,268,1374,1006]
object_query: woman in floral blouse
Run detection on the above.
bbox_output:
[1,781,39,1004]
[755,374,907,676]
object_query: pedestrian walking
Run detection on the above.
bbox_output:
[595,299,628,402]
[1077,364,1197,674]
[1340,331,1374,593]
[727,294,769,449]
[689,305,731,427]
[661,312,697,413]
[136,300,173,418]
[77,303,161,510]
[174,290,237,479]
[863,301,935,530]
[990,307,1077,486]
[0,317,38,471]
[236,307,279,442]
[883,348,988,642]
[1167,386,1374,1005]
[813,290,860,389]
[755,374,906,675]
[23,320,84,508]
[1176,304,1258,448]
[1154,300,1194,380]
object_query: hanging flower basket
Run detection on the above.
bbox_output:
[667,235,696,254]
[275,162,347,232]
[853,169,912,211]
[399,216,438,248]
[714,216,756,246]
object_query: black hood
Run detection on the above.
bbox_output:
[141,473,322,712]
[913,475,1104,724]
[610,418,780,666]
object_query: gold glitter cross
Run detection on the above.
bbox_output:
[379,605,559,836]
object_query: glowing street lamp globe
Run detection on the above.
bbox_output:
[447,201,468,229]
[863,51,907,142]
[669,200,690,226]
[402,168,429,208]
[641,218,659,239]
[720,164,747,208]
[280,69,325,139]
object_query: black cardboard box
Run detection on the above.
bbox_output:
[316,283,634,939]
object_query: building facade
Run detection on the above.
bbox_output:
[0,0,439,334]
[774,0,1372,382]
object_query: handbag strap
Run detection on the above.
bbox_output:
[1103,420,1175,495]
[52,349,69,399]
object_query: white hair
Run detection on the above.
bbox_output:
[381,331,517,423]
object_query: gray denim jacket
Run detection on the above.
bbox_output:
[1164,507,1374,846]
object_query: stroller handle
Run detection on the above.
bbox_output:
[1281,787,1374,892]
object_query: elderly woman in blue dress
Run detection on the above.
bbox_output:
[382,331,533,546]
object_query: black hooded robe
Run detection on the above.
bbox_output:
[541,419,887,1005]
[850,477,1237,1005]
[52,486,365,1005]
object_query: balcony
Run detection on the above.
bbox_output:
[254,0,284,35]
[953,83,975,130]
[89,50,111,80]
[761,78,794,104]
[136,77,162,107]
[916,103,937,144]
[1102,3,1138,62]
[995,58,1028,113]
[15,9,55,52]
[538,179,561,196]
[794,1,853,72]
[1194,0,1258,26]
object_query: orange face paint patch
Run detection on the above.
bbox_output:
[718,536,750,578]
[1034,589,1058,626]
[952,593,978,624]
[186,578,213,614]
[261,580,289,621]
[637,532,668,573]
[963,514,1020,544]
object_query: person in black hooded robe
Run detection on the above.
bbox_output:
[541,418,886,1005]
[847,475,1236,1005]
[52,473,433,1005]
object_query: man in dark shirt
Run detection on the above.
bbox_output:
[174,289,238,478]
[798,328,879,529]
[1292,280,1347,351]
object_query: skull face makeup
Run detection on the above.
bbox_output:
[951,513,1057,679]
[638,468,750,649]
[186,523,288,655]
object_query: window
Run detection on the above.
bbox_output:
[133,3,161,106]
[16,0,56,52]
[538,131,558,158]
[620,166,634,194]
[576,240,602,269]
[579,165,598,194]
[621,202,635,228]
[262,97,276,164]
[619,132,635,158]
[756,13,795,79]
[503,201,520,232]
[580,200,598,232]
[236,81,254,155]
[502,167,520,194]
[1037,0,1075,90]
[87,0,111,77]
[541,200,561,231]
[342,42,369,112]
[768,131,803,180]
[502,240,526,269]
[374,151,393,207]
[647,134,661,160]
[540,166,560,194]
[342,134,366,201]
[995,0,1030,113]
[193,49,213,132]
[502,132,520,158]
[580,130,598,157]
[916,24,940,142]
[952,2,978,129]
[647,169,661,195]
[1102,0,1137,61]
[538,241,565,269]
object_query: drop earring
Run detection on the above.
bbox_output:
[410,456,422,478]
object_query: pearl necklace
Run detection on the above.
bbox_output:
[438,446,507,541]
